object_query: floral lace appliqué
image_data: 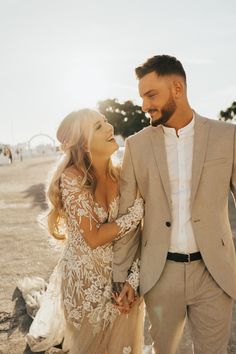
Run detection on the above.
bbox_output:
[126,259,140,293]
[59,173,119,333]
[115,198,144,239]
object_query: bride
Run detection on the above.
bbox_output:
[25,109,144,354]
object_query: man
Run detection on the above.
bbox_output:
[113,55,236,354]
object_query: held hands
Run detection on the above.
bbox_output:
[112,282,137,314]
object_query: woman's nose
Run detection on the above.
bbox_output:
[106,122,114,133]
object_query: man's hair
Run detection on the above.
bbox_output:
[135,55,186,83]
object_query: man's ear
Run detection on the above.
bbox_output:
[172,79,184,98]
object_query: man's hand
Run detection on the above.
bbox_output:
[117,282,136,306]
[112,282,124,296]
[112,282,137,314]
[112,282,129,313]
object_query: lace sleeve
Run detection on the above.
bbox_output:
[60,171,99,238]
[115,198,144,240]
[126,259,140,294]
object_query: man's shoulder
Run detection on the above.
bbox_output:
[197,113,235,131]
[126,126,152,144]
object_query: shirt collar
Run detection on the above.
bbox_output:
[162,112,195,137]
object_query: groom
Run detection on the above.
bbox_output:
[112,54,236,354]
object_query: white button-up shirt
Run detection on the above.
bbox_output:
[162,115,199,253]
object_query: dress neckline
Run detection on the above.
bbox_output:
[94,196,119,215]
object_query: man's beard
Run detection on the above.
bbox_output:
[151,95,177,127]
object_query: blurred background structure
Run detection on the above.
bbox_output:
[0,0,236,147]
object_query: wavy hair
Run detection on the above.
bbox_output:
[47,108,119,240]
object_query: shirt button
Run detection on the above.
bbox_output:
[165,221,171,227]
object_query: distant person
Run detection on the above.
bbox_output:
[4,146,12,164]
[16,148,23,162]
[112,54,236,354]
[25,109,144,353]
[20,148,23,162]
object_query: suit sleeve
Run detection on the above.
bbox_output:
[230,126,236,204]
[112,139,142,282]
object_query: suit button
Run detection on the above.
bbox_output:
[165,221,171,227]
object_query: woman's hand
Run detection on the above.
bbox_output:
[112,282,137,314]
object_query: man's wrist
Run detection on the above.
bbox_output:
[112,281,125,294]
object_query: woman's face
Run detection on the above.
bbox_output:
[89,115,119,158]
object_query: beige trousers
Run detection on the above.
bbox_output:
[144,259,233,354]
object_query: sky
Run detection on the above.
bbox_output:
[0,0,236,145]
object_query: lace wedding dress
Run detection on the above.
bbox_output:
[25,171,144,354]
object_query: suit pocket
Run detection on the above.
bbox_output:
[203,158,228,167]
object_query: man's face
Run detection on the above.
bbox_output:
[138,71,177,127]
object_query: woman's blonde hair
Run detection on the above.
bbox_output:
[47,108,119,240]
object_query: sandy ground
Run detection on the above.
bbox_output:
[1,155,236,354]
[0,156,61,354]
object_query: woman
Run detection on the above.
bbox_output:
[26,109,144,354]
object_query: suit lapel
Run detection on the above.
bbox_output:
[190,114,210,208]
[150,126,172,210]
[149,114,210,212]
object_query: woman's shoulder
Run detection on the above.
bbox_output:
[60,166,83,188]
[62,165,81,178]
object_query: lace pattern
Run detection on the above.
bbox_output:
[126,259,140,293]
[115,198,144,239]
[60,172,119,333]
[60,172,142,334]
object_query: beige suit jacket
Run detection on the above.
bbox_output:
[113,113,236,299]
